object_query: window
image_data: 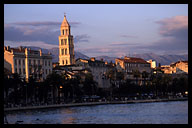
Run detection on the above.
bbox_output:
[48,61,50,66]
[65,49,67,55]
[66,60,68,65]
[61,39,63,45]
[66,30,68,35]
[23,68,25,74]
[19,59,21,65]
[46,69,47,74]
[45,60,47,66]
[33,60,36,65]
[15,68,17,73]
[15,59,17,65]
[64,39,67,45]
[61,49,64,55]
[63,60,64,65]
[63,29,64,35]
[19,68,21,74]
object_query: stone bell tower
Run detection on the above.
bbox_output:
[58,14,75,66]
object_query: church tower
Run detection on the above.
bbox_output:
[59,14,75,66]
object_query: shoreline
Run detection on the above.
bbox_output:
[4,97,188,112]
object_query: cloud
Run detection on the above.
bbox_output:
[110,42,140,46]
[4,23,60,44]
[146,15,188,54]
[74,34,90,43]
[12,21,61,26]
[4,20,81,45]
[120,34,138,38]
[4,40,58,49]
[156,16,188,38]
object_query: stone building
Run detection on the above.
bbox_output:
[147,59,156,69]
[76,58,111,88]
[115,56,151,85]
[4,46,52,81]
[58,14,75,66]
[115,56,151,74]
[161,61,188,74]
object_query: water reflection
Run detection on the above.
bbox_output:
[62,117,76,124]
[5,101,188,124]
[60,108,77,124]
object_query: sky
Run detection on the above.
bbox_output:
[4,4,188,57]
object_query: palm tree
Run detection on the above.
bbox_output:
[83,73,97,96]
[44,72,63,104]
[161,74,172,96]
[106,69,117,100]
[141,71,149,94]
[142,71,149,86]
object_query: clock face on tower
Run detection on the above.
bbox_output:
[58,15,75,66]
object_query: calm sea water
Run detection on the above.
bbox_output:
[5,101,188,124]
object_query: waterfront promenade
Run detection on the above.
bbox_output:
[4,97,188,112]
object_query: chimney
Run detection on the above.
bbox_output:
[90,57,95,61]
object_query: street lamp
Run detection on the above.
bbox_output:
[59,85,63,104]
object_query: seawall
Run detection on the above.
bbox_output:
[4,97,188,112]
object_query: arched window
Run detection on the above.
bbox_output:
[61,39,63,45]
[61,49,64,55]
[64,39,67,45]
[66,60,68,65]
[63,60,64,65]
[62,30,65,35]
[66,30,68,35]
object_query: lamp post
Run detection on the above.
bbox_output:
[59,85,63,104]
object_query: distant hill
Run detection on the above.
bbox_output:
[96,53,188,65]
[95,56,116,63]
[21,46,188,65]
[132,53,188,65]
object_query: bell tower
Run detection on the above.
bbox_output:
[59,14,75,66]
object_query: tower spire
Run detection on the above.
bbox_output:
[59,14,75,66]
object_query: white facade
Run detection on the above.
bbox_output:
[4,46,52,81]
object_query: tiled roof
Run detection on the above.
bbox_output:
[117,57,149,64]
[61,15,70,27]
